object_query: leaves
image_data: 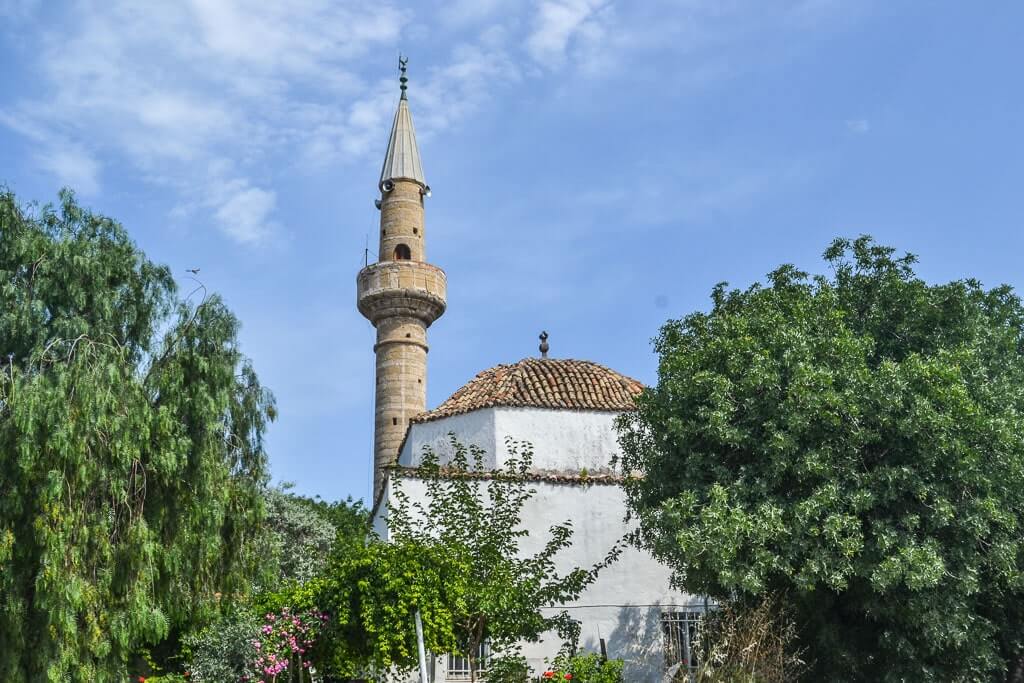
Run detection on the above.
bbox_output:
[544,651,625,683]
[314,436,621,681]
[0,188,274,681]
[618,236,1024,681]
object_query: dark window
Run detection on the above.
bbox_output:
[447,642,491,680]
[662,611,703,673]
[394,244,411,260]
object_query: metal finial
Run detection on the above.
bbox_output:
[539,331,549,359]
[398,55,409,100]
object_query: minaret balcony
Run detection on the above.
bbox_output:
[356,260,447,326]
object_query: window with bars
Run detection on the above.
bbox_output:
[662,610,703,674]
[446,642,491,680]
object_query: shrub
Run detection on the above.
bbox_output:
[692,597,805,683]
[544,652,624,683]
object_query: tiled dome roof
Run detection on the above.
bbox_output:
[412,358,644,424]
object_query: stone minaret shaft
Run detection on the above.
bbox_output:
[357,64,446,497]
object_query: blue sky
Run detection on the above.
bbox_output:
[2,1,1023,503]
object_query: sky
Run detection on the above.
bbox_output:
[2,1,1024,503]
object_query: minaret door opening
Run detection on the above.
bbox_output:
[393,244,411,260]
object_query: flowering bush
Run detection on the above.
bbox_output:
[542,653,623,683]
[245,607,328,683]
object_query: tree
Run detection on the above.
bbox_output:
[316,437,622,681]
[618,236,1024,682]
[0,188,275,682]
[315,535,466,680]
[184,488,367,681]
[261,485,367,586]
[184,609,260,683]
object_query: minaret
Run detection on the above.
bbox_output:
[357,58,447,497]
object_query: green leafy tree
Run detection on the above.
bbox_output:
[186,490,367,681]
[0,189,274,682]
[618,236,1024,682]
[316,437,621,681]
[184,609,260,683]
[261,486,367,586]
[315,535,466,680]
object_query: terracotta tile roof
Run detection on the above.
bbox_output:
[411,358,644,424]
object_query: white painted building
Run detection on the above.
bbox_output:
[360,66,706,681]
[370,359,707,681]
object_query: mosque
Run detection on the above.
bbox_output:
[358,63,706,682]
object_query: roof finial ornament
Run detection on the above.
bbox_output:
[539,331,549,359]
[398,54,409,100]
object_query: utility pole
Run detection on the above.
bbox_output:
[415,610,430,682]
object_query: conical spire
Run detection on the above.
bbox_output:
[379,57,426,191]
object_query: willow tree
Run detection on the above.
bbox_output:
[0,189,275,682]
[618,236,1024,682]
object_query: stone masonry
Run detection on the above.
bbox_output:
[357,86,445,496]
[357,254,446,496]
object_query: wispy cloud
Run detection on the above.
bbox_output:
[527,0,610,65]
[36,146,101,196]
[2,0,404,244]
[209,177,278,246]
[1,0,861,244]
[846,118,870,134]
[438,0,511,29]
[0,0,38,22]
[0,110,101,195]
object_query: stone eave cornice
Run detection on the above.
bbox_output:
[384,464,631,485]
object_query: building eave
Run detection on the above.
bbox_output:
[384,464,631,486]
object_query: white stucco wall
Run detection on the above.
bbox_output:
[375,476,699,681]
[398,409,498,468]
[376,404,703,681]
[516,480,696,681]
[399,407,622,473]
[494,407,622,472]
[371,479,392,539]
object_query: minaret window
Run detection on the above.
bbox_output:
[394,244,412,260]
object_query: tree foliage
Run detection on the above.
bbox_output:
[184,609,260,683]
[261,485,366,586]
[547,652,625,683]
[618,236,1024,682]
[186,489,367,682]
[316,437,621,681]
[0,189,275,681]
[315,535,465,679]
